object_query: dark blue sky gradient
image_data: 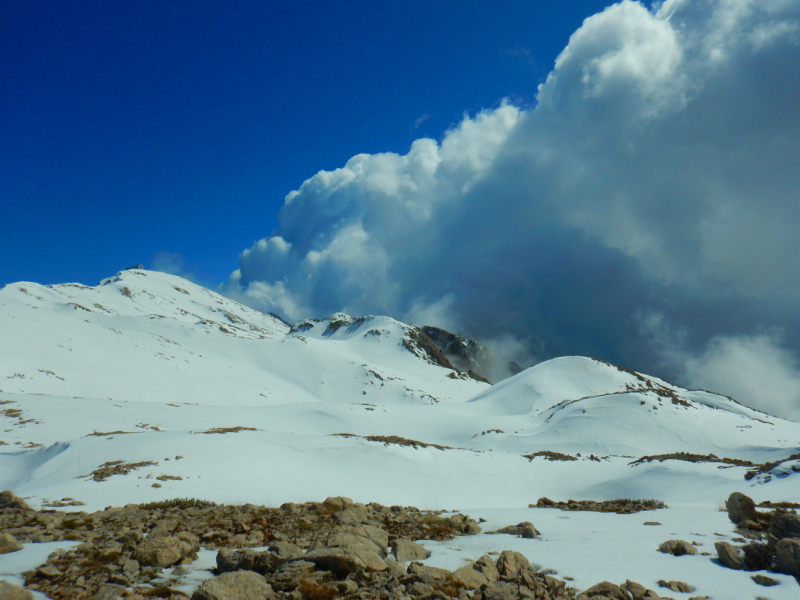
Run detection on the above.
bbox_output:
[2,0,615,287]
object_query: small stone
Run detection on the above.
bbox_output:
[657,579,695,593]
[751,574,779,586]
[643,522,661,526]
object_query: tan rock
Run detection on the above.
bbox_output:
[451,565,489,590]
[0,580,34,600]
[495,550,531,576]
[134,534,192,568]
[474,555,500,582]
[725,492,757,524]
[714,541,743,569]
[657,579,695,593]
[657,539,697,556]
[391,537,429,561]
[581,581,629,600]
[192,571,274,600]
[0,533,23,554]
[0,491,30,511]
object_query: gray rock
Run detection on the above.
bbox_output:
[726,492,758,524]
[768,512,800,540]
[474,555,500,582]
[657,579,695,593]
[391,537,429,561]
[0,580,34,600]
[495,550,531,576]
[0,533,23,554]
[657,539,697,556]
[451,565,489,589]
[134,534,192,568]
[774,538,800,576]
[192,571,274,600]
[714,541,743,569]
[0,491,30,511]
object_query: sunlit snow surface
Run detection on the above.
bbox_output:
[1,270,799,598]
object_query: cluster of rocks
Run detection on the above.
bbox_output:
[3,491,568,600]
[713,491,800,577]
[532,498,666,515]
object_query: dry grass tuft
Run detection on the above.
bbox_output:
[298,578,337,600]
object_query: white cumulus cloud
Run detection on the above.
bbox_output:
[224,0,800,415]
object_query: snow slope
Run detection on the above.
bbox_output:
[2,270,800,598]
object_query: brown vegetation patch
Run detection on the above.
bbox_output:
[364,435,452,451]
[84,430,139,437]
[523,451,578,462]
[195,426,258,434]
[757,499,800,509]
[532,497,667,513]
[83,460,158,482]
[630,452,754,467]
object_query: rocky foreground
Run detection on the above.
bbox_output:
[0,491,799,600]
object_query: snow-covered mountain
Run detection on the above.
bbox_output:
[2,269,800,598]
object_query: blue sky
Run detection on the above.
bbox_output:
[4,0,800,419]
[1,0,612,287]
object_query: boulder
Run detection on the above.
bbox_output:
[579,581,629,600]
[474,555,500,582]
[133,534,193,568]
[725,492,757,524]
[495,550,531,576]
[0,491,30,511]
[391,538,429,561]
[0,533,23,554]
[321,496,353,513]
[657,539,697,556]
[714,541,743,570]
[774,538,800,576]
[0,580,34,600]
[768,512,800,540]
[192,571,274,600]
[491,522,539,539]
[408,582,436,597]
[451,564,489,589]
[657,580,694,593]
[448,514,482,535]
